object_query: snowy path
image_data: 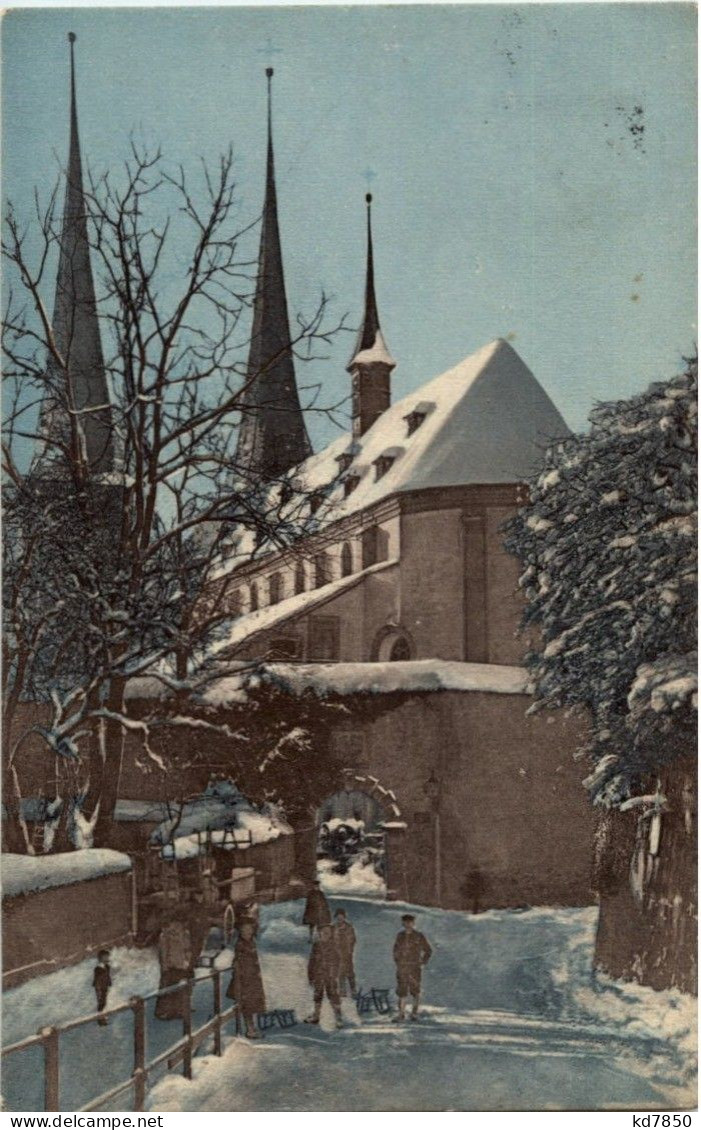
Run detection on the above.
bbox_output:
[3,898,696,1112]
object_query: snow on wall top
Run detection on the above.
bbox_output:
[259,659,530,699]
[2,849,132,899]
[299,339,569,518]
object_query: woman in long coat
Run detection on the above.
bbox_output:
[226,921,266,1038]
[155,918,193,1020]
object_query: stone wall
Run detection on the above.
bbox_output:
[330,688,595,911]
[2,870,133,989]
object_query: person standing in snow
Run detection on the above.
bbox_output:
[92,949,112,1026]
[302,878,331,940]
[226,920,267,1039]
[155,917,193,1020]
[392,913,432,1022]
[460,867,485,915]
[333,908,357,996]
[305,924,343,1028]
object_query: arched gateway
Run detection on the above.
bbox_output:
[315,770,408,901]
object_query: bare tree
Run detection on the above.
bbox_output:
[2,142,348,851]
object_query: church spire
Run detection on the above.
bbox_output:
[347,194,395,438]
[235,68,311,481]
[39,32,114,477]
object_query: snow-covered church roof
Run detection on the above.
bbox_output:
[300,338,569,521]
[211,338,569,578]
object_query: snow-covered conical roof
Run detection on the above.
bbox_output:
[234,69,312,480]
[300,338,570,518]
[37,33,115,477]
[211,338,570,578]
[347,194,396,373]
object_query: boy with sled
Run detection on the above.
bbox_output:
[305,924,343,1028]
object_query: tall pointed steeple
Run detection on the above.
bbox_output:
[235,68,311,481]
[347,194,395,438]
[39,33,114,477]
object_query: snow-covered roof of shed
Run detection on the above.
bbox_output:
[2,849,132,899]
[298,338,569,519]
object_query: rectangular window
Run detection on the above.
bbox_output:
[267,636,301,660]
[308,616,340,661]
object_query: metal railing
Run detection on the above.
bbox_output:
[1,968,239,1113]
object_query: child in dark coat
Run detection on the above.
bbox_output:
[302,879,331,941]
[226,921,267,1039]
[93,949,112,1026]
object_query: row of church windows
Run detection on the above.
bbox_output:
[228,526,390,618]
[265,622,414,663]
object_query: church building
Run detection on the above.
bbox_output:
[199,72,596,910]
[21,52,596,914]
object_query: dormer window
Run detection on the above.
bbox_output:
[279,481,293,506]
[373,455,395,481]
[405,411,426,436]
[403,401,435,437]
[373,446,403,482]
[336,452,354,475]
[309,490,325,515]
[344,474,360,498]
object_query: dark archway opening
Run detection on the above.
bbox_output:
[315,789,387,898]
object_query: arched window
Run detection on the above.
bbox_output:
[389,637,412,662]
[269,572,282,605]
[362,526,388,569]
[372,627,415,662]
[249,581,259,612]
[340,542,353,577]
[294,561,306,595]
[225,588,242,616]
[314,551,331,589]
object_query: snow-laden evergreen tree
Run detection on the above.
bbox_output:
[505,355,697,807]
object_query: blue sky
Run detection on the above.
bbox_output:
[2,4,696,455]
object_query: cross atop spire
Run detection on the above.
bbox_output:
[347,194,395,374]
[39,32,115,478]
[347,194,395,437]
[235,69,311,481]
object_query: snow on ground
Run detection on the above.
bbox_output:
[3,898,695,1112]
[2,946,160,1049]
[318,857,386,898]
[147,899,694,1112]
[2,850,132,899]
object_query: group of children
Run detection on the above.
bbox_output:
[92,880,433,1034]
[301,880,433,1028]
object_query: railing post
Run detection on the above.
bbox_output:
[40,1026,59,1112]
[182,979,193,1080]
[130,995,146,1111]
[212,970,222,1056]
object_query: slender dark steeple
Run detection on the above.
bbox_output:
[39,33,114,477]
[235,69,311,480]
[347,194,395,438]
